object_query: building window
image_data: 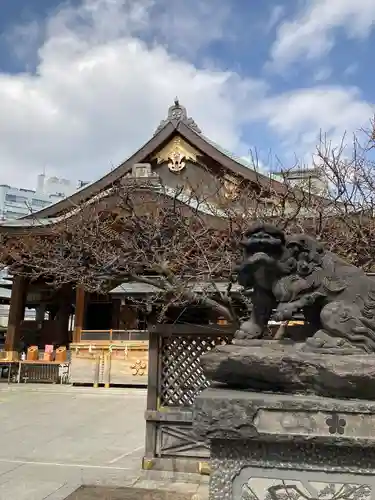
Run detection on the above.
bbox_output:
[5,211,25,219]
[5,194,27,203]
[32,199,49,207]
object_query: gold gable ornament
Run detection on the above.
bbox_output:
[153,137,198,174]
[168,150,186,173]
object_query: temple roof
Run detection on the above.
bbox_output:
[0,99,285,228]
[110,280,242,295]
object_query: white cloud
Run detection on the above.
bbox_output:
[266,5,285,32]
[269,0,375,70]
[0,0,264,188]
[313,66,332,82]
[5,20,44,69]
[344,63,358,77]
[0,0,373,191]
[145,1,233,57]
[256,86,373,157]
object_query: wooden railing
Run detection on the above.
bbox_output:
[78,329,149,343]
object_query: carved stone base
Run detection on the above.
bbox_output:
[200,341,375,399]
[193,387,375,500]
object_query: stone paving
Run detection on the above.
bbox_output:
[0,384,208,499]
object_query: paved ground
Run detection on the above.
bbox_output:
[0,384,148,499]
[0,384,208,499]
[66,485,198,499]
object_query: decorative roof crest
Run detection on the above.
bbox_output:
[154,97,202,135]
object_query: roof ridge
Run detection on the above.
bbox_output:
[154,98,201,135]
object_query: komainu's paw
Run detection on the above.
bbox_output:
[303,330,360,354]
[273,304,296,322]
[234,322,263,341]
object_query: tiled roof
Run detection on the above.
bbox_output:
[110,280,242,295]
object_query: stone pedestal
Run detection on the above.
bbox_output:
[193,387,375,500]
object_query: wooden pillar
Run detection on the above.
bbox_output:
[55,307,71,346]
[73,286,85,343]
[35,304,46,324]
[111,299,121,330]
[5,276,27,355]
[55,284,72,346]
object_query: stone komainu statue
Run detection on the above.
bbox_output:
[235,223,375,352]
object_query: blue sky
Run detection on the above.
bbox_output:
[0,0,374,187]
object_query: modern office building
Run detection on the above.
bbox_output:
[271,166,328,195]
[0,174,90,221]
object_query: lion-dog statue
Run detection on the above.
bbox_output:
[235,223,375,352]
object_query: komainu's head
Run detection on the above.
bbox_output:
[237,223,286,289]
[284,234,323,277]
[242,223,286,260]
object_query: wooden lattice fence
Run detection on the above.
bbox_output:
[143,324,235,473]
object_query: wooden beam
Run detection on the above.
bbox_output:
[5,276,27,354]
[73,287,85,343]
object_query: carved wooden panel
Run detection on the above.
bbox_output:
[157,424,209,458]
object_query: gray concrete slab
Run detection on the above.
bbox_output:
[0,385,147,499]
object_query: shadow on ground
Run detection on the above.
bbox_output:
[65,485,198,499]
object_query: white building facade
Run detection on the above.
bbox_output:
[0,174,89,221]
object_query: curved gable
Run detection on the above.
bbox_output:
[22,99,285,220]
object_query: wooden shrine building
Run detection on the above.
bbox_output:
[0,98,285,386]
